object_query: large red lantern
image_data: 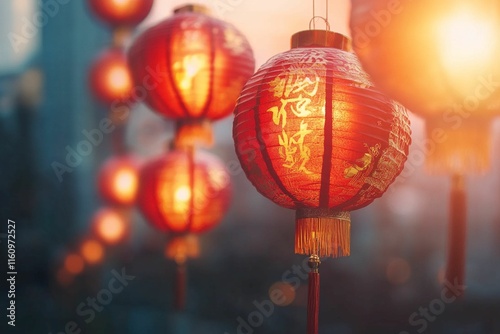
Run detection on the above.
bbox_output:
[128,4,255,147]
[89,47,134,105]
[234,30,411,258]
[350,0,500,288]
[233,30,411,334]
[137,148,231,310]
[97,155,141,206]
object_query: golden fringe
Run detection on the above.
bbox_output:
[295,213,351,258]
[425,120,491,175]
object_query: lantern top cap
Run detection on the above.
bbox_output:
[291,30,351,51]
[173,4,211,15]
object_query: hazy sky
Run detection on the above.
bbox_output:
[142,0,351,67]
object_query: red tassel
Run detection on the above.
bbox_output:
[174,262,187,311]
[445,174,466,294]
[307,255,320,334]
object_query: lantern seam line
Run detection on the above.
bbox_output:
[200,19,216,119]
[319,63,334,208]
[164,22,191,118]
[186,147,195,232]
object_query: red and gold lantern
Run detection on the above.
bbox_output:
[234,30,411,258]
[97,155,141,206]
[89,48,134,106]
[233,30,411,334]
[128,4,255,147]
[350,0,500,288]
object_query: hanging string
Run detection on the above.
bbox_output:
[307,254,320,334]
[445,173,467,297]
[309,0,331,31]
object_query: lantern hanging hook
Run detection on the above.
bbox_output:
[309,0,330,31]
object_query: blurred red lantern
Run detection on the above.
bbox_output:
[91,207,129,245]
[137,148,231,311]
[233,30,411,334]
[128,4,255,147]
[350,0,500,174]
[137,149,232,234]
[87,0,153,28]
[97,155,141,206]
[350,0,500,289]
[89,47,134,105]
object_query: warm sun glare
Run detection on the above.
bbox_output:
[437,9,496,72]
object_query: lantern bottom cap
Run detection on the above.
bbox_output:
[175,119,213,149]
[295,209,350,258]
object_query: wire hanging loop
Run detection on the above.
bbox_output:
[310,0,330,31]
[309,16,331,31]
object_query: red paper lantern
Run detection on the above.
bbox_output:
[87,0,153,28]
[128,4,255,146]
[89,48,134,105]
[137,148,232,234]
[97,155,141,206]
[233,30,411,258]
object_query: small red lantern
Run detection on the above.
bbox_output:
[233,30,411,334]
[87,0,153,28]
[91,207,129,245]
[128,4,255,147]
[137,148,231,311]
[89,48,134,105]
[97,155,141,206]
[137,149,232,234]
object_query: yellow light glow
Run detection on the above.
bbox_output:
[111,0,129,8]
[175,186,191,202]
[96,211,126,244]
[178,55,204,90]
[107,65,130,93]
[437,9,495,72]
[113,168,138,202]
